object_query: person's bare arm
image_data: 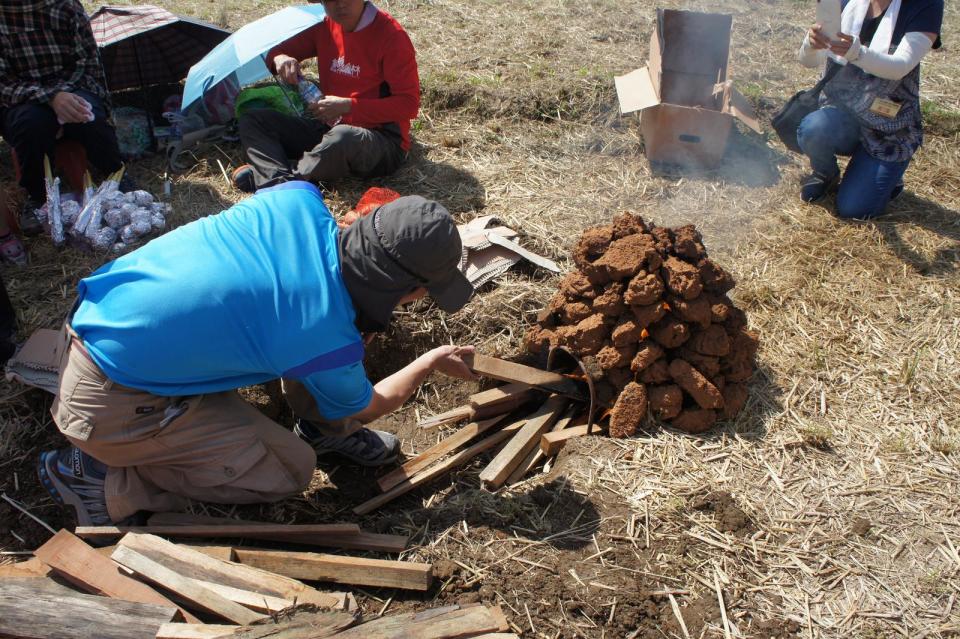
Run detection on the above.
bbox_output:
[347,345,477,424]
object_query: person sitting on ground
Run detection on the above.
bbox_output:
[0,186,27,266]
[0,0,127,236]
[795,0,943,219]
[233,0,419,193]
[38,181,476,526]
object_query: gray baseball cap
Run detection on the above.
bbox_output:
[339,196,473,330]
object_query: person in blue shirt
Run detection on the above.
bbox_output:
[37,182,477,526]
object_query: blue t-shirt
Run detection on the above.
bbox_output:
[72,182,373,420]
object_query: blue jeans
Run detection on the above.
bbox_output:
[797,106,910,219]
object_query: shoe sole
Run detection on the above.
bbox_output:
[37,451,95,526]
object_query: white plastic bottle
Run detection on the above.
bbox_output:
[816,0,842,41]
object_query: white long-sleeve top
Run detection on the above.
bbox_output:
[797,31,933,80]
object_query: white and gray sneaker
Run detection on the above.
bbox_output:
[294,420,400,467]
[38,447,111,526]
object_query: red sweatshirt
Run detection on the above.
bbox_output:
[269,9,420,151]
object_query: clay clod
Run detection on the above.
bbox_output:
[668,359,724,410]
[661,256,703,300]
[609,382,648,438]
[625,271,665,307]
[593,233,661,280]
[649,384,683,420]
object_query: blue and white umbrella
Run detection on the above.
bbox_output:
[180,4,326,111]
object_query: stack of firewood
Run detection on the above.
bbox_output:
[0,518,515,639]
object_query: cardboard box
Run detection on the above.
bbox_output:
[615,9,762,169]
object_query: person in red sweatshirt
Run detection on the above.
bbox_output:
[233,0,419,192]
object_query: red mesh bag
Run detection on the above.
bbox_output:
[354,187,401,216]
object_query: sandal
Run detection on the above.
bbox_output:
[0,233,28,266]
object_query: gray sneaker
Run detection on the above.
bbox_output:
[294,420,400,467]
[37,447,111,525]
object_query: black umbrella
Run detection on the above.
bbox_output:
[89,5,231,92]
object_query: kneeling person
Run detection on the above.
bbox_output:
[39,182,474,525]
[234,0,419,192]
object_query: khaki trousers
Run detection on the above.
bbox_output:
[50,328,325,522]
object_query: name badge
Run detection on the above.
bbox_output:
[869,98,902,118]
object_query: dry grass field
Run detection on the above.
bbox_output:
[1,0,959,637]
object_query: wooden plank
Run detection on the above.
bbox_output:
[179,544,236,561]
[418,384,536,428]
[0,557,50,578]
[230,610,357,638]
[0,577,176,639]
[540,422,607,456]
[192,579,293,613]
[116,533,343,609]
[143,515,408,554]
[328,604,509,639]
[33,529,202,624]
[478,395,568,490]
[232,549,432,591]
[111,545,264,624]
[466,354,585,399]
[156,624,238,639]
[354,419,526,515]
[505,410,577,485]
[76,523,360,541]
[468,382,532,405]
[378,414,509,492]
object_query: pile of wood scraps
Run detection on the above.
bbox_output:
[0,522,516,638]
[355,353,601,515]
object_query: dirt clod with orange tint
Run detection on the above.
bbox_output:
[609,382,648,438]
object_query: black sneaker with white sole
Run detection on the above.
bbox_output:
[800,171,840,203]
[37,447,111,526]
[294,420,400,467]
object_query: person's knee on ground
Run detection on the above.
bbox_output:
[835,185,891,220]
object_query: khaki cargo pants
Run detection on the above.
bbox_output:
[50,326,356,522]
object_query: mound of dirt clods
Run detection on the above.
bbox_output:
[524,213,758,437]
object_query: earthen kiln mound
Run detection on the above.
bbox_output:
[524,213,758,437]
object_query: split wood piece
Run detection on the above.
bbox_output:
[144,514,408,554]
[116,533,343,610]
[354,419,527,515]
[231,609,358,638]
[329,604,510,639]
[540,422,608,457]
[233,549,433,591]
[193,579,294,613]
[418,383,536,428]
[0,556,50,578]
[156,624,238,639]
[76,522,359,541]
[479,395,569,490]
[111,545,265,624]
[505,408,580,485]
[465,354,586,400]
[0,577,178,639]
[378,414,509,492]
[34,529,202,624]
